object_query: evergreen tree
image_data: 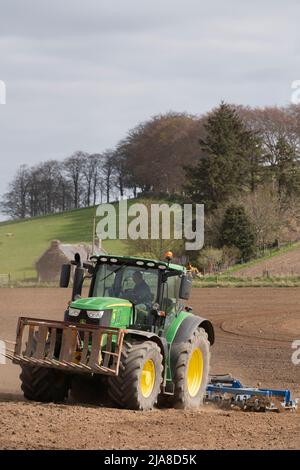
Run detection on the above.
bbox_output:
[185,102,262,210]
[219,205,256,261]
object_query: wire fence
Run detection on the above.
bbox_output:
[0,273,57,288]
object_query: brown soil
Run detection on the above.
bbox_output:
[0,287,299,450]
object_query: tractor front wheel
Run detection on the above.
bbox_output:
[20,334,70,403]
[108,340,163,410]
[173,327,210,409]
[20,365,70,403]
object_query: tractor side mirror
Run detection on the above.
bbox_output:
[179,274,192,300]
[60,264,71,288]
[72,266,85,300]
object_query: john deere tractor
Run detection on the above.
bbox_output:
[10,252,214,410]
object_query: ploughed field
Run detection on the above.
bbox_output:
[0,288,299,450]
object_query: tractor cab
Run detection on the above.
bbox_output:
[61,253,192,335]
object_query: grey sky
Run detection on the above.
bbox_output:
[0,0,299,205]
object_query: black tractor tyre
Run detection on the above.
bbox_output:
[172,327,210,409]
[20,334,70,403]
[20,365,71,403]
[108,340,163,410]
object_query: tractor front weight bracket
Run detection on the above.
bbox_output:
[4,317,126,376]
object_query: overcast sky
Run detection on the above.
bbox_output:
[0,0,300,205]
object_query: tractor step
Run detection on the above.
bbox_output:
[3,317,126,376]
[206,374,298,412]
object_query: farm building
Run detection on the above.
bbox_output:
[35,239,104,282]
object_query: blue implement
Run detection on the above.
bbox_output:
[206,375,298,412]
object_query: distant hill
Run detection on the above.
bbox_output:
[0,205,125,281]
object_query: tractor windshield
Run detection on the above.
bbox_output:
[92,263,159,309]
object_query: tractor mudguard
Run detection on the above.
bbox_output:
[125,329,168,384]
[169,314,214,381]
[172,314,214,346]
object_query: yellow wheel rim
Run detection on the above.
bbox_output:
[140,359,156,398]
[187,348,203,397]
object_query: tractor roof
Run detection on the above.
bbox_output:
[92,254,185,273]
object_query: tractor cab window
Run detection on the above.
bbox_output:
[92,264,119,297]
[118,267,158,307]
[92,264,158,312]
[161,274,180,314]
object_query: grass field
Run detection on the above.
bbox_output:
[1,200,300,284]
[0,205,125,281]
[0,197,173,281]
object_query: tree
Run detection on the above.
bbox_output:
[64,151,88,208]
[185,102,262,210]
[82,153,99,206]
[33,160,65,214]
[1,161,75,219]
[88,154,102,205]
[219,205,256,261]
[101,150,116,203]
[56,171,73,212]
[1,165,30,219]
[112,143,134,198]
[234,187,282,250]
[238,104,300,195]
[120,112,204,195]
[274,137,300,198]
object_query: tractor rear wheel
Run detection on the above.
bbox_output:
[108,340,163,410]
[20,365,70,403]
[172,327,210,409]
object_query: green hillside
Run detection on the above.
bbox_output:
[0,206,125,281]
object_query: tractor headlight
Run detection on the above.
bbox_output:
[86,310,104,319]
[68,308,80,317]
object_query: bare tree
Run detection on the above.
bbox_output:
[101,150,116,203]
[64,151,88,208]
[82,153,98,206]
[236,187,282,249]
[88,154,101,205]
[238,105,300,195]
[1,165,30,219]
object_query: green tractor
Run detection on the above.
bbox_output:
[11,252,214,410]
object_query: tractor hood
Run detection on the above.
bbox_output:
[70,296,132,311]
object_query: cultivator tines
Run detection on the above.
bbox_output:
[4,317,126,376]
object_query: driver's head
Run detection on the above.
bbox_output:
[132,271,143,285]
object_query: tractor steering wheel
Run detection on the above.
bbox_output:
[120,289,138,303]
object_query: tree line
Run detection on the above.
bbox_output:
[2,102,300,229]
[185,103,300,268]
[1,150,123,219]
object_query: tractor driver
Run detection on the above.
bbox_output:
[130,270,153,326]
[131,271,152,305]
